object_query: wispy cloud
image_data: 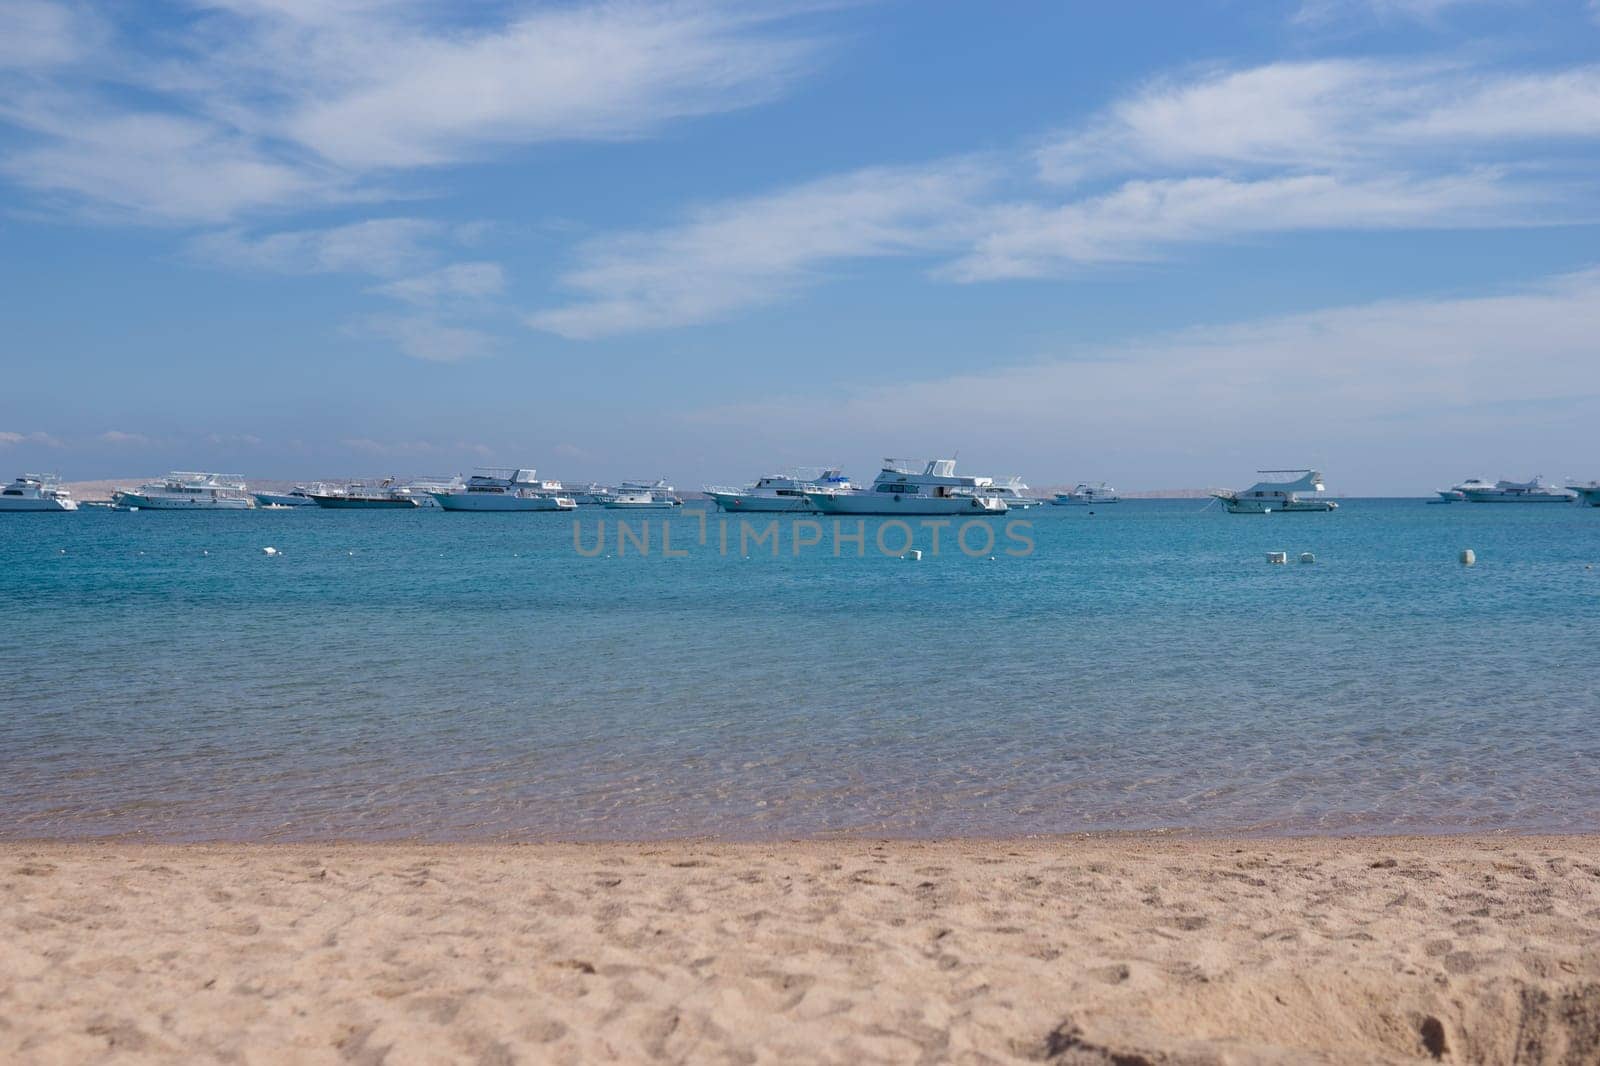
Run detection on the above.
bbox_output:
[528,54,1600,334]
[0,430,65,448]
[349,314,495,363]
[374,262,504,305]
[100,429,151,446]
[190,218,443,276]
[0,2,829,223]
[683,267,1600,475]
[529,161,995,338]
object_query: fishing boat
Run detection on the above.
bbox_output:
[1212,470,1337,514]
[0,473,77,512]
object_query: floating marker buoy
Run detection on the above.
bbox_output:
[1460,549,1475,566]
[202,550,208,556]
[262,546,278,556]
[905,549,922,561]
[1300,552,1315,564]
[58,549,66,554]
[1266,551,1288,564]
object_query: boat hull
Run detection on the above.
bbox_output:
[433,493,575,511]
[706,491,811,513]
[1574,487,1600,507]
[805,492,1007,516]
[1460,492,1575,503]
[308,495,418,509]
[0,498,77,512]
[252,492,316,507]
[111,492,254,510]
[1215,494,1337,514]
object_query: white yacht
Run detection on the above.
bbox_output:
[1212,470,1337,514]
[112,472,255,510]
[0,473,78,512]
[252,486,319,507]
[1568,481,1600,508]
[983,476,1044,509]
[433,468,576,511]
[803,458,1009,515]
[1052,482,1120,506]
[705,468,852,512]
[559,482,614,505]
[603,479,681,509]
[1430,478,1492,504]
[1460,475,1576,503]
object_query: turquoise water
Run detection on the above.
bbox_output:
[2,500,1597,841]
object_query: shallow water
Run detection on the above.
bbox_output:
[2,499,1597,841]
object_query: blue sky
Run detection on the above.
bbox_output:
[1,0,1597,493]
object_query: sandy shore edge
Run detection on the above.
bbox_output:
[4,834,1599,1064]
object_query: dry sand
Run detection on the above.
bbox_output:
[3,835,1599,1064]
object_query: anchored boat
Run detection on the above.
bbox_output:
[1212,470,1337,514]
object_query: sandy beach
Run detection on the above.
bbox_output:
[2,836,1598,1064]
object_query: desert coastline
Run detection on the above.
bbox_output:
[5,832,1599,1064]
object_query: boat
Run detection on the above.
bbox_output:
[603,479,682,509]
[1569,481,1600,507]
[251,485,320,507]
[705,468,853,512]
[0,473,78,512]
[308,478,422,509]
[1459,475,1576,503]
[557,482,614,505]
[1211,470,1337,514]
[803,458,1009,515]
[1429,478,1492,504]
[983,476,1044,509]
[112,472,255,510]
[433,468,576,511]
[1052,482,1120,506]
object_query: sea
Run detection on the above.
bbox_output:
[2,499,1597,842]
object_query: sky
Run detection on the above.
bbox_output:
[1,0,1598,494]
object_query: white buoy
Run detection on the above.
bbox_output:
[905,549,922,561]
[1460,548,1475,566]
[1299,552,1315,564]
[262,546,278,556]
[1266,551,1288,564]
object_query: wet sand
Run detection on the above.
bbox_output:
[4,835,1599,1064]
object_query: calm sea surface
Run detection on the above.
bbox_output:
[2,499,1597,841]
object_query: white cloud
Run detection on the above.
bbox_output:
[1035,60,1600,186]
[1293,0,1517,25]
[374,261,504,304]
[191,218,441,276]
[948,170,1535,281]
[0,2,828,223]
[352,314,494,362]
[0,430,64,448]
[100,429,151,445]
[0,1,106,70]
[529,161,995,338]
[682,268,1600,480]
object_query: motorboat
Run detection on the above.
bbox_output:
[251,486,320,507]
[308,478,422,508]
[1052,482,1120,506]
[433,468,576,511]
[1459,475,1576,503]
[1569,481,1600,507]
[803,458,1009,515]
[603,479,681,508]
[705,468,852,512]
[1212,470,1337,514]
[0,473,77,512]
[983,476,1044,509]
[112,472,255,510]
